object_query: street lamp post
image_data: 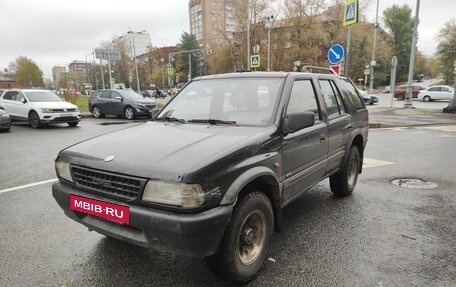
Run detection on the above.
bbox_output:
[127,30,143,94]
[369,0,379,95]
[265,15,274,71]
[403,0,420,109]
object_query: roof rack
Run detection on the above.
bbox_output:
[233,70,252,73]
[300,66,337,75]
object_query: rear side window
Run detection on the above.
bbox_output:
[2,91,17,100]
[319,80,346,119]
[340,78,364,110]
[99,91,111,99]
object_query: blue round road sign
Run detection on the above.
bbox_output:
[327,44,345,65]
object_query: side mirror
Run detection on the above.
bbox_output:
[150,108,161,119]
[282,111,315,135]
[21,98,27,104]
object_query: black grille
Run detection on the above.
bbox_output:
[72,166,145,200]
[51,108,77,112]
[54,116,79,121]
[144,104,156,109]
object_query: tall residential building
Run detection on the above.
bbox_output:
[121,32,152,58]
[189,0,247,54]
[52,66,66,89]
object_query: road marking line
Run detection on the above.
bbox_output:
[363,158,395,169]
[417,126,456,132]
[0,178,58,194]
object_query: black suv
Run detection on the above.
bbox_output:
[53,71,368,283]
[89,89,156,119]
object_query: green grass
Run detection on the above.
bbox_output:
[76,96,89,113]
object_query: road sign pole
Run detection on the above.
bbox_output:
[345,26,351,77]
[403,0,420,109]
[368,0,379,95]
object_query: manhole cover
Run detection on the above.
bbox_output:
[390,178,438,189]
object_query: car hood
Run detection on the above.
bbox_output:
[61,121,276,181]
[32,101,78,109]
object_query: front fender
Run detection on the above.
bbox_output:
[220,166,280,205]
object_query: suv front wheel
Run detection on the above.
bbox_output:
[206,191,274,284]
[330,145,360,196]
[29,111,41,129]
[124,106,136,120]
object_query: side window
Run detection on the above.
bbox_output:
[287,79,320,122]
[319,80,345,119]
[99,91,111,99]
[2,91,18,100]
[15,93,25,102]
[429,87,439,92]
[111,92,121,99]
[340,78,364,110]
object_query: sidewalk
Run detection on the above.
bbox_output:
[368,107,456,128]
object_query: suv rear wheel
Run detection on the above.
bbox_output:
[92,106,104,118]
[206,191,273,284]
[330,145,360,196]
[396,93,405,100]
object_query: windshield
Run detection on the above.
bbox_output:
[157,78,283,126]
[118,89,144,100]
[25,91,63,102]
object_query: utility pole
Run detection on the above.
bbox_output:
[403,0,420,109]
[368,0,379,95]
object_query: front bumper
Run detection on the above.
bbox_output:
[41,112,81,123]
[0,117,11,129]
[52,181,232,257]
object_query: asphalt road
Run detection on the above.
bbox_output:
[0,118,455,286]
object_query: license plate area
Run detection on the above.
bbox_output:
[70,194,130,224]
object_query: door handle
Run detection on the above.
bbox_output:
[320,134,326,141]
[344,124,352,130]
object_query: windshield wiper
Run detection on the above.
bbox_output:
[156,116,186,124]
[189,119,238,126]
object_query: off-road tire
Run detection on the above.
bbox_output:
[330,145,360,196]
[206,191,274,284]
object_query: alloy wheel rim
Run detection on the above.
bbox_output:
[347,155,358,186]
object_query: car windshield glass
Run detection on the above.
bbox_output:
[118,90,144,100]
[157,78,283,126]
[25,91,63,102]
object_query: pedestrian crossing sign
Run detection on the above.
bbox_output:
[251,55,260,68]
[167,67,174,76]
[343,0,358,26]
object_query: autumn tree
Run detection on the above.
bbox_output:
[383,4,414,82]
[436,19,456,84]
[175,32,201,82]
[10,56,43,87]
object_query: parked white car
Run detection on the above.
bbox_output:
[0,89,81,128]
[417,85,454,102]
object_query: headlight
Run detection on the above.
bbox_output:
[55,160,73,183]
[1,113,9,118]
[135,102,146,107]
[41,108,54,113]
[142,180,204,208]
[75,108,80,112]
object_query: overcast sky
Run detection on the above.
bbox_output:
[0,0,454,79]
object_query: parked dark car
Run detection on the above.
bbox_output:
[53,70,369,283]
[0,108,11,132]
[89,89,156,119]
[394,85,426,100]
[141,90,154,98]
[358,89,378,105]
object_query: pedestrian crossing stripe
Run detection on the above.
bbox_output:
[363,158,395,169]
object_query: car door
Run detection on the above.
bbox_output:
[282,77,328,204]
[14,92,31,119]
[440,86,453,100]
[96,90,113,114]
[109,91,124,115]
[319,78,351,174]
[0,91,20,118]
